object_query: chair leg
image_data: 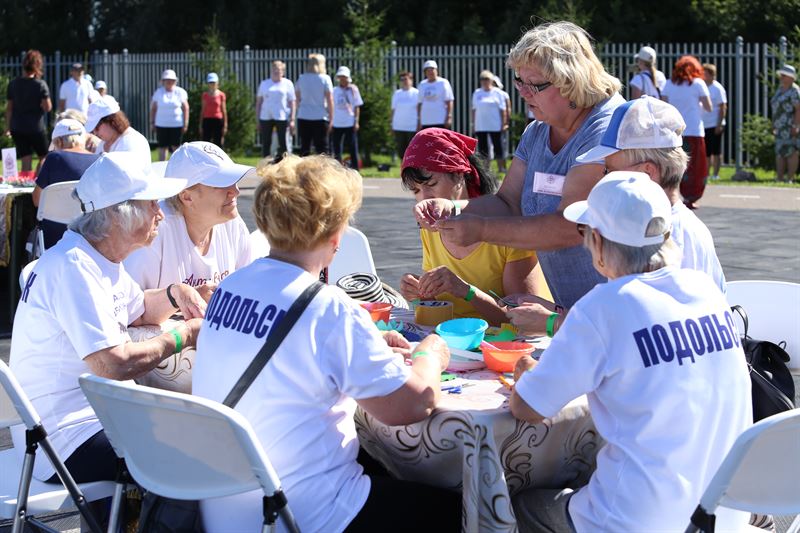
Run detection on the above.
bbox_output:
[107,458,132,533]
[11,443,37,533]
[262,491,300,533]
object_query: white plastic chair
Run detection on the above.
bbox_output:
[26,180,82,260]
[250,228,271,260]
[328,226,377,285]
[0,360,119,533]
[78,374,301,533]
[684,409,800,532]
[726,280,800,371]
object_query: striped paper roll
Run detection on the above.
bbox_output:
[415,300,454,326]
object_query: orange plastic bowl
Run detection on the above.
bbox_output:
[359,301,392,323]
[481,341,535,373]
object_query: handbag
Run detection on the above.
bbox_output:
[731,305,795,422]
[137,280,324,533]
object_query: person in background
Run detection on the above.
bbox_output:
[331,66,363,169]
[94,80,109,99]
[33,118,100,248]
[702,63,727,181]
[124,142,253,300]
[86,97,152,166]
[509,171,751,533]
[150,69,189,161]
[391,71,419,159]
[295,53,334,156]
[200,72,227,148]
[4,50,52,173]
[771,64,800,183]
[193,154,460,533]
[629,46,666,99]
[400,129,548,326]
[661,55,711,209]
[417,60,454,130]
[471,70,507,174]
[256,60,296,162]
[58,62,95,114]
[493,75,511,174]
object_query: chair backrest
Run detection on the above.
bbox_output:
[0,360,42,431]
[78,374,283,501]
[726,280,800,370]
[37,180,81,224]
[328,226,377,285]
[699,409,800,517]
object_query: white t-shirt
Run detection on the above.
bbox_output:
[472,87,506,132]
[151,86,188,128]
[9,231,145,480]
[193,258,411,533]
[257,78,296,121]
[392,87,420,132]
[515,267,751,532]
[701,80,728,128]
[59,78,95,114]
[295,73,333,121]
[672,202,726,293]
[629,70,667,97]
[662,78,711,136]
[96,127,152,167]
[123,201,252,290]
[332,84,364,128]
[418,77,454,126]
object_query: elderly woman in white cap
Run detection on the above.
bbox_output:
[417,60,454,130]
[630,46,666,99]
[150,68,189,161]
[771,64,800,182]
[86,97,152,165]
[331,65,363,169]
[124,142,253,302]
[33,118,100,248]
[10,152,206,484]
[509,171,751,533]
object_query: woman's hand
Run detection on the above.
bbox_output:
[513,354,537,382]
[417,266,468,300]
[173,283,207,319]
[195,282,218,303]
[434,213,485,247]
[413,198,454,229]
[400,274,421,300]
[505,302,552,336]
[382,330,411,357]
[181,317,205,348]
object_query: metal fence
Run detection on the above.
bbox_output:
[0,37,793,167]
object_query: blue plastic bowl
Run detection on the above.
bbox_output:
[435,318,489,351]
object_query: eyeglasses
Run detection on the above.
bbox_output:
[513,75,553,95]
[576,224,590,237]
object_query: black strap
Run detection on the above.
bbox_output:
[223,281,324,408]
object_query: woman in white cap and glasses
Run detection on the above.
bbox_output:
[33,118,100,248]
[9,152,206,484]
[86,96,152,166]
[200,72,227,147]
[124,142,253,302]
[331,66,363,169]
[508,171,751,533]
[771,64,800,182]
[150,68,189,161]
[629,46,666,99]
[417,60,454,130]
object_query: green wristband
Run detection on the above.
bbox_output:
[411,350,434,360]
[451,200,462,216]
[546,313,559,338]
[464,285,476,302]
[168,328,183,354]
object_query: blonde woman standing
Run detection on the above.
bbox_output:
[295,53,334,155]
[629,46,666,99]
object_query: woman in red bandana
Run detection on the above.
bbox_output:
[399,128,550,325]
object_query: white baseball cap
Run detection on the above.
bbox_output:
[576,96,686,163]
[634,46,657,63]
[335,66,351,80]
[422,60,438,71]
[206,72,219,83]
[777,64,797,80]
[564,171,672,247]
[52,118,86,140]
[493,75,504,90]
[94,80,107,90]
[161,69,178,81]
[76,152,188,213]
[84,73,93,83]
[163,142,256,188]
[85,95,121,133]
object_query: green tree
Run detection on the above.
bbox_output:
[185,23,256,155]
[344,0,393,165]
[0,74,14,149]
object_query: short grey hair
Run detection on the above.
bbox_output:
[68,196,152,242]
[585,218,680,276]
[618,147,688,191]
[53,134,85,150]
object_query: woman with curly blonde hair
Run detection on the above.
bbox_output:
[661,55,712,208]
[413,21,624,334]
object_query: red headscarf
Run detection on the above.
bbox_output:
[401,128,482,198]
